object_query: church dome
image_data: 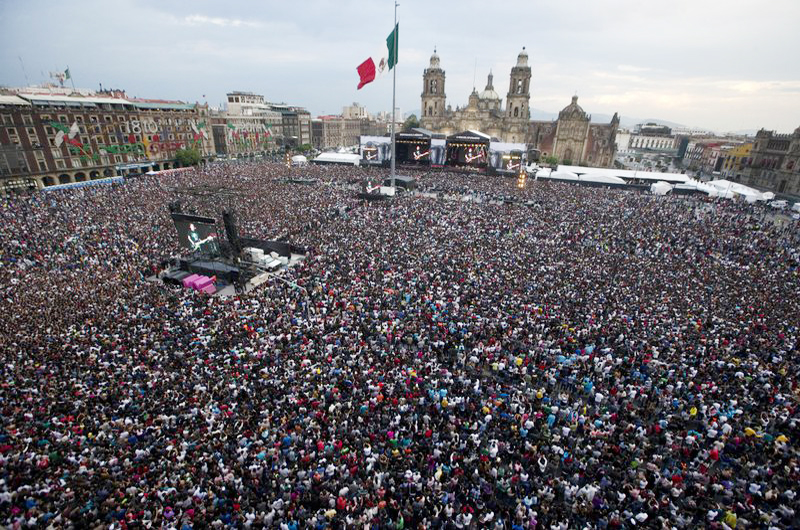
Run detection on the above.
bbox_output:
[559,95,588,120]
[429,49,441,69]
[516,47,529,67]
[478,71,501,100]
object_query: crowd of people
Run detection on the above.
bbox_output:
[1,161,798,529]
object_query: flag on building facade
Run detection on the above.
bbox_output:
[356,24,398,90]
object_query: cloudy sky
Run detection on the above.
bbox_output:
[1,0,798,133]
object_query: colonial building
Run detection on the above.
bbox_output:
[211,91,282,158]
[719,142,753,180]
[312,115,385,150]
[741,127,800,196]
[0,87,214,194]
[529,97,619,167]
[419,48,619,166]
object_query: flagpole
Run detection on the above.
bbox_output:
[390,1,398,188]
[68,66,76,91]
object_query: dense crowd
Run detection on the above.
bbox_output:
[1,161,799,529]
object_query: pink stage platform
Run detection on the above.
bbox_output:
[181,274,216,294]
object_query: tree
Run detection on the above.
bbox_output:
[543,155,559,166]
[402,114,419,130]
[295,143,313,153]
[175,148,201,167]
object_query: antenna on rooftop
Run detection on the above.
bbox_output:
[473,58,477,91]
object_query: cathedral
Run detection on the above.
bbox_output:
[419,48,620,167]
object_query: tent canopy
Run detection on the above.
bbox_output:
[312,152,360,165]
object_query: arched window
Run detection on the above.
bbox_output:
[514,107,519,117]
[517,80,523,94]
[430,79,437,94]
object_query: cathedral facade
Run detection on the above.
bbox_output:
[420,48,619,167]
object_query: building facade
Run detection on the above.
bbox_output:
[343,102,369,120]
[420,48,618,166]
[741,127,800,196]
[312,115,383,150]
[0,88,214,194]
[529,96,619,167]
[719,142,753,180]
[211,91,283,158]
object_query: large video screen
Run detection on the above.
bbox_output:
[396,140,431,166]
[490,150,523,174]
[430,139,446,167]
[360,136,392,165]
[447,143,488,169]
[171,213,220,254]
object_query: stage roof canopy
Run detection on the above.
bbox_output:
[447,130,491,142]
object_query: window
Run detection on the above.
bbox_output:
[59,115,68,124]
[75,116,83,124]
[1,115,12,125]
[104,115,112,122]
[90,116,98,123]
[38,161,47,171]
[22,115,33,125]
[56,159,66,169]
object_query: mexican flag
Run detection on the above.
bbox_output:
[51,120,79,147]
[356,24,398,90]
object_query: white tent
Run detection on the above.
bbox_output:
[558,164,690,184]
[706,179,772,202]
[548,170,580,181]
[312,152,360,166]
[650,181,673,196]
[579,174,626,185]
[291,155,308,167]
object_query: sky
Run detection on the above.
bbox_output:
[1,0,799,134]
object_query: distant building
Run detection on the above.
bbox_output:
[311,114,384,150]
[629,134,677,151]
[635,122,672,136]
[420,48,618,166]
[741,127,800,196]
[270,103,312,148]
[529,96,619,166]
[615,129,633,155]
[0,86,214,194]
[719,142,753,180]
[343,102,369,120]
[212,91,282,157]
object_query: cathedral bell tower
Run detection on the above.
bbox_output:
[506,47,531,121]
[421,49,446,127]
